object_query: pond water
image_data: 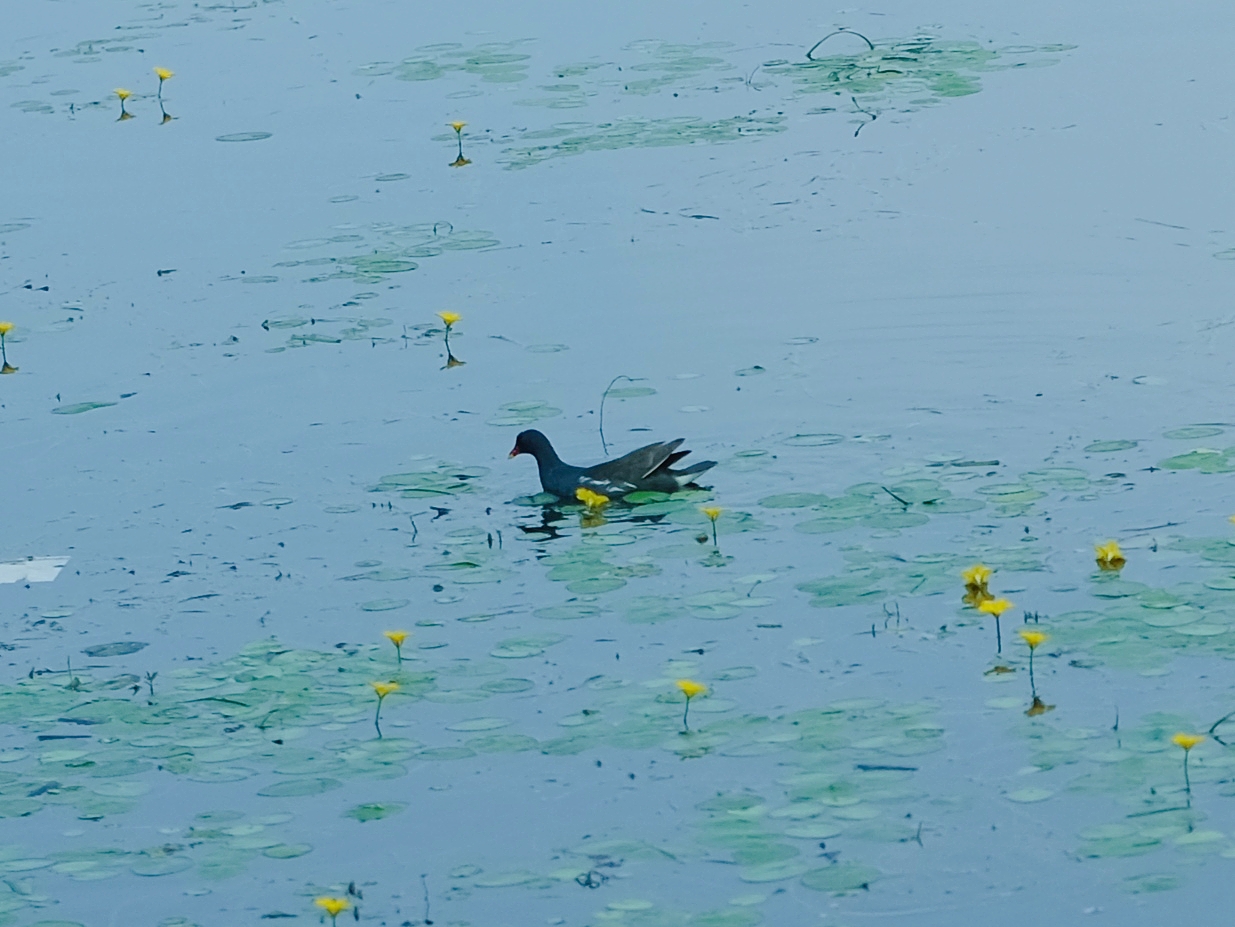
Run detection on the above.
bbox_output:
[3,0,1235,924]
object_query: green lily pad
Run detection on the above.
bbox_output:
[345,802,406,822]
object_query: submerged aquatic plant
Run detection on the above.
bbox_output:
[449,120,471,167]
[314,897,350,925]
[977,597,1013,653]
[0,321,15,374]
[1095,539,1126,571]
[370,681,399,738]
[383,630,409,664]
[676,678,707,733]
[1017,628,1049,697]
[1172,732,1204,798]
[702,507,722,546]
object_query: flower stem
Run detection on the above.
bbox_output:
[374,697,385,738]
[1184,750,1192,796]
[0,334,7,366]
[682,696,692,733]
[1028,648,1036,698]
[995,614,1002,654]
[710,521,718,546]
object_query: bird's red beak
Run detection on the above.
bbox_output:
[508,446,520,458]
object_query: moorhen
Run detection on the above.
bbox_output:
[510,429,717,500]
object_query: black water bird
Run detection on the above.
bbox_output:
[510,429,716,500]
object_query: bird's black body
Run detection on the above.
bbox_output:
[510,429,716,500]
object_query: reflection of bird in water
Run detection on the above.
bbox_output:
[510,429,716,500]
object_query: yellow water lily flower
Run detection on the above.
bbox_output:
[384,630,408,647]
[437,311,461,327]
[154,67,174,81]
[315,897,350,923]
[114,88,132,101]
[575,487,609,510]
[977,598,1013,617]
[961,564,992,588]
[0,322,12,335]
[371,681,399,699]
[676,679,707,699]
[1095,540,1125,570]
[1172,732,1204,751]
[1017,629,1049,650]
[450,121,466,133]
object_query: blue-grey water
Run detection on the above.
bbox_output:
[4,1,1235,924]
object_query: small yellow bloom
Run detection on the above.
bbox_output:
[1095,540,1125,570]
[575,487,610,510]
[676,679,707,700]
[154,67,174,81]
[370,681,399,699]
[702,507,722,521]
[1172,732,1205,751]
[0,322,12,335]
[384,630,409,647]
[315,897,350,917]
[977,598,1013,618]
[437,310,461,327]
[961,564,992,588]
[450,121,466,133]
[114,88,132,101]
[1017,629,1049,650]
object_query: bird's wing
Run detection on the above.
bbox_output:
[578,474,638,496]
[585,439,685,482]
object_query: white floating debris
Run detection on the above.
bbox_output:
[0,556,70,584]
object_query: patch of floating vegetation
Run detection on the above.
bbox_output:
[0,812,311,908]
[272,221,499,285]
[446,696,941,899]
[1047,539,1235,670]
[1008,709,1235,871]
[1159,446,1235,473]
[499,115,786,169]
[356,40,534,84]
[486,400,562,428]
[371,460,489,499]
[261,315,396,351]
[797,545,1044,609]
[762,36,1072,107]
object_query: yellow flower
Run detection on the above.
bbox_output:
[154,67,174,81]
[315,897,350,917]
[961,564,992,588]
[1017,629,1049,650]
[370,681,399,699]
[702,507,722,521]
[437,311,461,327]
[676,679,707,700]
[450,121,466,133]
[575,487,609,510]
[114,88,132,101]
[1095,540,1125,570]
[977,598,1013,617]
[384,630,409,648]
[0,322,12,335]
[1172,732,1204,751]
